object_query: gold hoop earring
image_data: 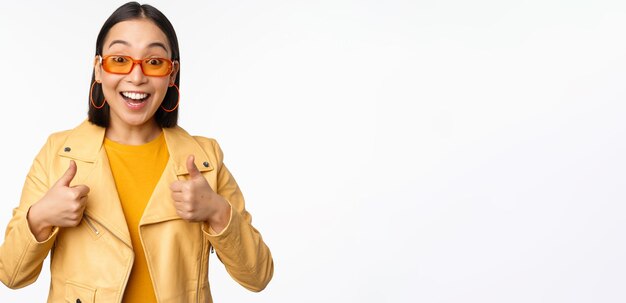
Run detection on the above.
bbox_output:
[90,81,106,109]
[161,84,180,112]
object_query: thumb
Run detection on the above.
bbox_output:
[186,155,202,179]
[56,160,77,187]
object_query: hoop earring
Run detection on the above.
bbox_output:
[90,81,106,109]
[161,84,180,112]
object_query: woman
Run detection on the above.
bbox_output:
[0,2,273,302]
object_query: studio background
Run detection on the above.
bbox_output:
[1,0,625,302]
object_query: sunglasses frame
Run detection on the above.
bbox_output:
[97,55,174,77]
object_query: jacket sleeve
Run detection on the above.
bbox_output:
[0,136,59,289]
[201,139,274,292]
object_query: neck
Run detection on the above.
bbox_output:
[105,119,162,145]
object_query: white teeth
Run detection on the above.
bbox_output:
[122,92,148,100]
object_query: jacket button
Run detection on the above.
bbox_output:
[203,161,209,167]
[64,147,71,152]
[76,299,81,303]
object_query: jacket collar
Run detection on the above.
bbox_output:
[59,120,214,175]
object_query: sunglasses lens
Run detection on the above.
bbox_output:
[142,58,172,76]
[103,56,132,74]
[101,56,172,76]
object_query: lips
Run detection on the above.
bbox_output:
[120,91,151,110]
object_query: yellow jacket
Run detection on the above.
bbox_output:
[0,120,273,302]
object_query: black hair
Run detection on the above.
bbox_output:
[88,1,180,128]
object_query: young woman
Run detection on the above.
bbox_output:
[0,2,273,302]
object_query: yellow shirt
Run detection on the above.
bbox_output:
[104,132,169,303]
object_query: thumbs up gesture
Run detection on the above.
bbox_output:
[27,160,91,241]
[170,155,230,230]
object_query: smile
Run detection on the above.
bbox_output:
[120,91,151,110]
[121,91,150,101]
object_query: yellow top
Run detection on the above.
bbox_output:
[104,132,169,303]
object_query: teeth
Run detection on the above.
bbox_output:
[122,92,148,100]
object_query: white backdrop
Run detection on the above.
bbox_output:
[1,0,626,302]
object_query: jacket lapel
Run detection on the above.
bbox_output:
[139,126,214,226]
[58,120,132,248]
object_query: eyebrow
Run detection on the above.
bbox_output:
[107,40,169,53]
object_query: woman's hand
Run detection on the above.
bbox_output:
[27,160,90,241]
[170,155,231,233]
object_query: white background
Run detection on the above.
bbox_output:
[1,0,626,302]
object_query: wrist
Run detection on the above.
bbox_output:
[27,203,52,241]
[207,196,231,233]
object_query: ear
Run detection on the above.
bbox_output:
[169,61,180,86]
[94,55,102,82]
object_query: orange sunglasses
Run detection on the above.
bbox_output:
[97,55,174,77]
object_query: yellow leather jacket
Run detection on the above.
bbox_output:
[0,120,273,302]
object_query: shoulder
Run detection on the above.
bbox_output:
[166,126,226,164]
[45,129,72,145]
[192,136,220,149]
[171,126,222,151]
[40,120,104,155]
[39,127,77,153]
[192,135,224,161]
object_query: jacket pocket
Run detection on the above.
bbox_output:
[65,281,96,303]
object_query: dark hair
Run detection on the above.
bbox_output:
[88,1,180,128]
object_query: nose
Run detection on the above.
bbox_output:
[126,62,147,84]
